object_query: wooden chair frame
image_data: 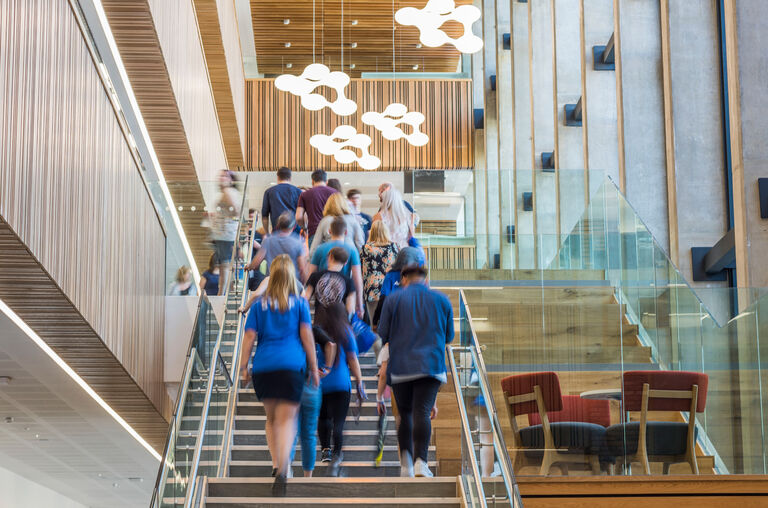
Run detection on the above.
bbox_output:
[616,382,700,475]
[504,384,601,476]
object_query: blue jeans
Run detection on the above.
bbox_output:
[290,382,322,472]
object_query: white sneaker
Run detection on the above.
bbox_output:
[414,458,433,478]
[400,450,414,477]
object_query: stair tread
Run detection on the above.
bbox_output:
[204,497,459,504]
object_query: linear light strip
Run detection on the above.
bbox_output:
[86,0,200,284]
[0,298,162,462]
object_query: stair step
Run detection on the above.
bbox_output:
[228,460,437,478]
[233,429,399,446]
[235,401,386,417]
[206,477,458,499]
[230,445,434,462]
[205,497,460,507]
[235,415,393,431]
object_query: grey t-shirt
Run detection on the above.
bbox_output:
[261,232,306,276]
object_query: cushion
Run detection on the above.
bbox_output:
[528,395,611,427]
[500,372,562,416]
[606,421,697,457]
[623,371,708,412]
[519,422,608,458]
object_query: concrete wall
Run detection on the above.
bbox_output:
[735,0,768,287]
[669,0,728,292]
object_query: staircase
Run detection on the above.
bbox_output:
[199,348,453,506]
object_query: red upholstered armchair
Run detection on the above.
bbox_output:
[606,370,709,474]
[501,372,611,475]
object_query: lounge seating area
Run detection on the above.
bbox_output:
[500,370,709,476]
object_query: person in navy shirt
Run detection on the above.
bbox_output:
[261,167,302,233]
[315,302,365,476]
[239,254,319,495]
[378,265,454,478]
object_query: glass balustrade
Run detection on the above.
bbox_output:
[152,176,255,507]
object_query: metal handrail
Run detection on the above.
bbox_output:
[218,209,257,475]
[149,291,206,507]
[459,289,524,508]
[179,177,252,507]
[447,345,487,508]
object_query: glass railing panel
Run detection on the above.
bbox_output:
[153,175,254,506]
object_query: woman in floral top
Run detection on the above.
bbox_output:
[361,220,399,319]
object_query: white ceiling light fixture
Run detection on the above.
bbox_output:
[362,103,429,147]
[284,42,291,48]
[395,0,483,54]
[275,63,357,115]
[283,18,291,24]
[310,125,381,170]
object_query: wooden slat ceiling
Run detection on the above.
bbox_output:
[0,217,169,452]
[101,0,214,270]
[250,0,472,77]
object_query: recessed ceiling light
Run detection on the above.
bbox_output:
[344,182,351,186]
[283,19,290,25]
[286,63,293,69]
[350,64,356,69]
[284,42,291,48]
[416,43,422,48]
[351,19,358,25]
[112,483,119,488]
[350,42,357,48]
[412,64,419,70]
[0,376,11,385]
[128,477,144,483]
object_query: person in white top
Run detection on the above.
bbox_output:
[210,170,242,295]
[373,187,415,249]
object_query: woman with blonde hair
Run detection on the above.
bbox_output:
[169,265,196,295]
[373,187,415,249]
[309,192,365,256]
[239,254,319,495]
[360,220,399,319]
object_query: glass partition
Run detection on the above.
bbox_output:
[152,175,254,507]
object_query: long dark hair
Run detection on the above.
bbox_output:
[315,302,351,367]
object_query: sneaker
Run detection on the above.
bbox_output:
[400,450,414,477]
[321,448,332,462]
[271,467,277,478]
[328,453,343,477]
[414,458,433,478]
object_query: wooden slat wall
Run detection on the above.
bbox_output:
[0,0,168,447]
[102,0,218,270]
[246,79,474,171]
[193,0,245,168]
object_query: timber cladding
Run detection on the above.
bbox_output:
[246,79,474,171]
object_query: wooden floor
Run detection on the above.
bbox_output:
[516,475,768,507]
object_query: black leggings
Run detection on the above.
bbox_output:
[318,391,351,457]
[392,377,442,462]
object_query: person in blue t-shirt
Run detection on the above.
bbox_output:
[239,255,319,495]
[261,167,302,233]
[378,265,454,478]
[309,217,364,319]
[314,302,365,476]
[245,212,308,282]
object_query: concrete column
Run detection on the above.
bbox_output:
[495,0,515,269]
[553,0,586,236]
[472,0,489,268]
[482,0,501,268]
[619,0,669,252]
[734,0,768,289]
[669,0,728,296]
[530,0,558,266]
[582,0,619,189]
[511,0,534,268]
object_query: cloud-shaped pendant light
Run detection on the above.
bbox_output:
[395,0,483,54]
[275,63,357,116]
[362,103,429,147]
